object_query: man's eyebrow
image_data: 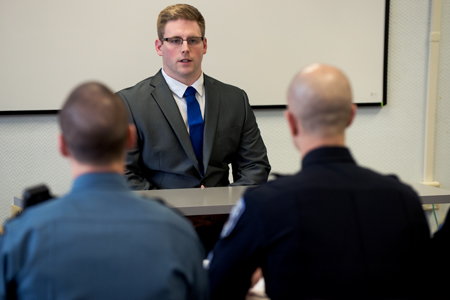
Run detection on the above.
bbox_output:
[166,36,200,39]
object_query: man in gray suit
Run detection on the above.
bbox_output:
[117,4,270,190]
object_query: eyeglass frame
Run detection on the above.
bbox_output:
[161,37,205,47]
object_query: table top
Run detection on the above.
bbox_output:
[408,182,450,204]
[136,182,450,215]
[14,182,450,216]
[136,186,248,216]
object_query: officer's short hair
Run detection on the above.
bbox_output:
[58,82,129,165]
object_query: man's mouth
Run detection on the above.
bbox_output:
[180,59,191,63]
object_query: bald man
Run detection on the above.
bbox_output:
[0,83,207,300]
[208,64,430,300]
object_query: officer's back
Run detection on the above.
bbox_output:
[208,64,430,300]
[0,82,208,300]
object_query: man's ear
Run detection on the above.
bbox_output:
[155,39,163,56]
[347,103,357,128]
[203,37,207,55]
[284,110,299,137]
[126,124,137,151]
[58,134,70,158]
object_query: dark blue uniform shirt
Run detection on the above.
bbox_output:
[208,147,430,300]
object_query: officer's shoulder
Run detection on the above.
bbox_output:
[359,166,411,188]
[1,198,59,237]
[244,174,297,200]
[382,173,419,195]
[138,195,185,218]
[354,166,420,199]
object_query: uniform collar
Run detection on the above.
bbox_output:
[301,146,356,169]
[71,172,129,193]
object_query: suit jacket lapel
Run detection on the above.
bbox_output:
[149,71,199,172]
[203,74,220,176]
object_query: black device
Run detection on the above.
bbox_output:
[22,184,54,209]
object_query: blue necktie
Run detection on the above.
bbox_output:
[184,86,204,174]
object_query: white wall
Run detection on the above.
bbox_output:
[1,0,449,232]
[432,0,450,230]
[0,0,386,109]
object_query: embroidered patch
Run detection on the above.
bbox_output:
[220,197,246,238]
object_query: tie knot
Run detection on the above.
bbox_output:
[184,86,197,97]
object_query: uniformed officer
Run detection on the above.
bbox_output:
[0,82,208,300]
[207,64,430,300]
[431,209,450,299]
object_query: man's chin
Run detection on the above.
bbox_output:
[177,70,201,82]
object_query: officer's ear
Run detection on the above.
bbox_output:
[346,104,357,128]
[284,110,299,137]
[58,133,70,158]
[126,124,137,150]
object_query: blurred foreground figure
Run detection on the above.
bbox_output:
[208,64,430,300]
[431,208,450,299]
[0,82,207,300]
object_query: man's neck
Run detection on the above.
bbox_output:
[161,68,202,86]
[70,160,124,179]
[299,135,346,159]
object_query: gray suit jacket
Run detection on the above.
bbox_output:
[117,70,270,190]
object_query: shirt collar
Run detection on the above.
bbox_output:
[161,68,204,98]
[301,146,356,169]
[71,172,129,193]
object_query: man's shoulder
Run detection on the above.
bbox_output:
[244,165,418,203]
[117,76,155,97]
[242,173,300,203]
[116,70,167,100]
[132,195,195,229]
[353,164,418,195]
[2,197,66,240]
[204,74,245,94]
[3,189,194,239]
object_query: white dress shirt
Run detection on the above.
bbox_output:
[161,68,205,134]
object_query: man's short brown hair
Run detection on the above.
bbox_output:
[157,4,205,40]
[58,82,129,165]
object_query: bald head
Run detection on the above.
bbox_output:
[59,82,129,165]
[287,64,353,138]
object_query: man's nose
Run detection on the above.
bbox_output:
[181,40,190,52]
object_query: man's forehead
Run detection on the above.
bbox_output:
[163,19,202,35]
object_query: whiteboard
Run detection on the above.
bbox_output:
[0,0,387,112]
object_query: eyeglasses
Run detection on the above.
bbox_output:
[161,37,204,47]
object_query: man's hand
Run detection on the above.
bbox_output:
[250,267,263,288]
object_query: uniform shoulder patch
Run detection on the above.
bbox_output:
[220,197,246,238]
